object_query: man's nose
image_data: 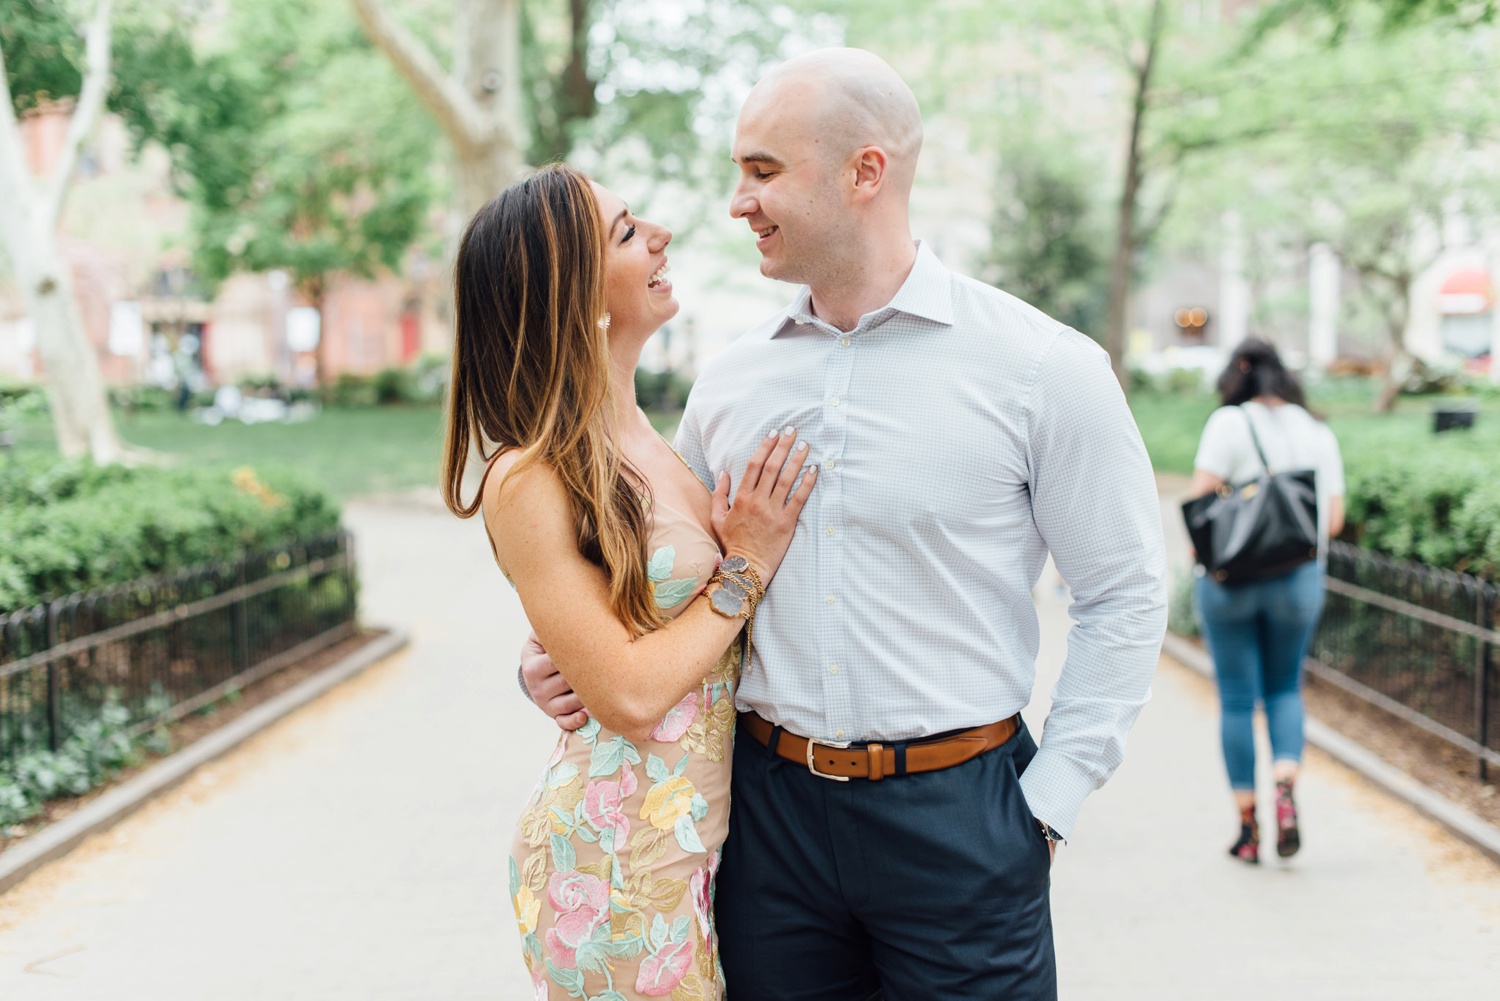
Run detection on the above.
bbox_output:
[729,182,756,219]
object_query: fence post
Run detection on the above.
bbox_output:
[1479,585,1492,783]
[233,559,250,675]
[45,602,61,753]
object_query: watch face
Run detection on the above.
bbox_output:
[719,555,749,574]
[710,588,745,617]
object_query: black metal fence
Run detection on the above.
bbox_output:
[0,531,357,770]
[1311,540,1497,779]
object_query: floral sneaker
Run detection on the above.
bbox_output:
[1275,779,1301,858]
[1229,805,1259,864]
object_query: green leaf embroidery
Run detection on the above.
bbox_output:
[548,762,579,789]
[689,792,709,822]
[672,752,690,778]
[603,934,644,959]
[550,833,576,874]
[508,856,520,898]
[647,546,676,583]
[669,914,692,944]
[650,913,669,951]
[652,575,699,609]
[645,753,670,785]
[589,736,626,777]
[546,959,587,998]
[578,717,601,743]
[673,814,706,854]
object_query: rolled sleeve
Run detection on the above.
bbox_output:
[1019,331,1168,836]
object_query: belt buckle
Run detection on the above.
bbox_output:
[806,736,852,781]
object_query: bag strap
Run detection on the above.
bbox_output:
[1238,404,1274,474]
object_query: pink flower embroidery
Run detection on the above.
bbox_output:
[530,969,548,1001]
[544,871,609,968]
[582,779,631,844]
[648,691,700,742]
[691,850,720,955]
[620,765,638,798]
[635,937,696,996]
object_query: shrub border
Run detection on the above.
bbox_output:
[0,627,408,896]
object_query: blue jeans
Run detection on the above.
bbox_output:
[1195,562,1325,791]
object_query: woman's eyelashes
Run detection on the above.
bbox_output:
[621,223,636,244]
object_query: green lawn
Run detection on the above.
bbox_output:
[10,407,445,499]
[9,405,688,500]
[1130,380,1500,476]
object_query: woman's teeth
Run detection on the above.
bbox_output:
[647,261,671,288]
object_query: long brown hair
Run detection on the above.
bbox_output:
[442,164,667,635]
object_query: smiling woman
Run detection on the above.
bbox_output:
[440,163,815,1001]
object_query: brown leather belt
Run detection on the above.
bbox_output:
[740,711,1020,781]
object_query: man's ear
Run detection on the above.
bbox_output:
[848,145,889,202]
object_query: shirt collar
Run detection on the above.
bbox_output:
[772,240,955,338]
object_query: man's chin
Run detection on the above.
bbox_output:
[758,256,798,284]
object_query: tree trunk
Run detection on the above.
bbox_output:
[1102,0,1165,393]
[0,2,123,462]
[0,220,123,460]
[352,0,527,223]
[1375,281,1413,414]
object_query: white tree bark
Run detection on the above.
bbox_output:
[0,1,123,462]
[351,0,527,222]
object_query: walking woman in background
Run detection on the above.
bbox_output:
[442,164,815,999]
[1190,339,1345,864]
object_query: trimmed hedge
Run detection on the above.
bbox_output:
[1343,444,1500,581]
[0,457,341,614]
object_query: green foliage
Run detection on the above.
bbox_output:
[0,0,82,112]
[1341,430,1500,579]
[322,358,447,408]
[0,457,341,612]
[982,141,1110,339]
[1253,0,1496,41]
[1127,388,1218,477]
[0,692,139,829]
[1168,568,1200,638]
[172,0,440,300]
[634,368,695,412]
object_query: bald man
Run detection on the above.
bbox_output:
[524,48,1167,999]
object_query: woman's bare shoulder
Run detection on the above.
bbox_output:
[482,450,569,525]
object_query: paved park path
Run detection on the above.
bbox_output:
[1,493,1497,1000]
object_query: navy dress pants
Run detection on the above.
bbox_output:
[716,718,1056,1001]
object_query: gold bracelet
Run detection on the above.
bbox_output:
[706,555,763,620]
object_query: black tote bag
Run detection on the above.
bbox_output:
[1181,406,1319,584]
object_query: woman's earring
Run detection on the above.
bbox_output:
[597,312,612,332]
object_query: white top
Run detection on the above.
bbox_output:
[676,242,1168,837]
[1193,401,1346,558]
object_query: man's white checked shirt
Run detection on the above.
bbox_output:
[674,242,1167,836]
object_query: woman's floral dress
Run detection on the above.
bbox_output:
[508,498,740,1001]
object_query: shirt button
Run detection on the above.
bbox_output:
[828,664,840,675]
[825,459,837,470]
[825,595,836,604]
[829,397,841,408]
[838,337,851,348]
[835,729,846,739]
[825,526,836,536]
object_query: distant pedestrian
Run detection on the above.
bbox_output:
[1189,339,1345,863]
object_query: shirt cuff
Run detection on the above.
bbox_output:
[1017,747,1098,840]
